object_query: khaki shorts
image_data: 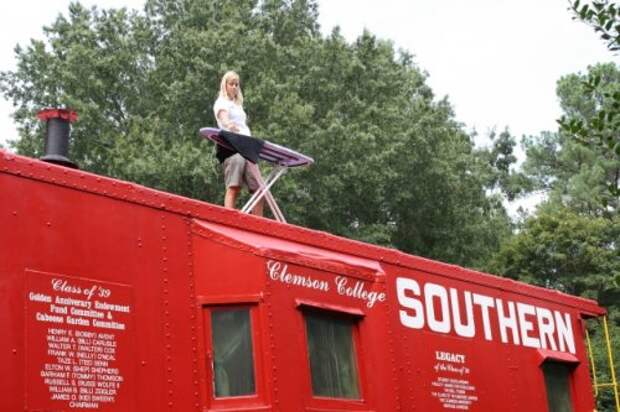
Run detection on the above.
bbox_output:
[223,153,260,192]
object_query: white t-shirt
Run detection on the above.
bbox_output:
[213,95,251,136]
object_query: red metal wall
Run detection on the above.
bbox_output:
[0,151,605,411]
[1,168,201,411]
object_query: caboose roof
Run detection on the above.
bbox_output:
[1,149,605,316]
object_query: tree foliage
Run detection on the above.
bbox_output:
[560,1,620,197]
[570,0,620,52]
[0,0,514,268]
[524,63,620,214]
[487,205,620,305]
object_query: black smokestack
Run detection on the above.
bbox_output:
[37,108,78,169]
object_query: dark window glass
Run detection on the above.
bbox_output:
[542,362,574,412]
[211,308,256,397]
[304,311,360,399]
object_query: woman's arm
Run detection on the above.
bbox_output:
[216,109,240,133]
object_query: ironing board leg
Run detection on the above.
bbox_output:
[242,163,288,222]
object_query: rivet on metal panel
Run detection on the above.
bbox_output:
[141,361,146,366]
[12,349,17,354]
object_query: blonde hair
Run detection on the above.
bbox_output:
[219,70,243,105]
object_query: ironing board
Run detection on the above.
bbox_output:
[199,127,314,222]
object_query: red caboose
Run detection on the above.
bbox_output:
[0,142,607,411]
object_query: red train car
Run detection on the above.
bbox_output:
[0,147,605,412]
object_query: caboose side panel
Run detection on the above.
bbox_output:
[387,264,598,411]
[1,171,200,411]
[1,151,606,412]
[192,219,398,412]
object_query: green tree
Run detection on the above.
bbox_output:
[524,63,620,214]
[570,0,620,52]
[487,205,620,304]
[0,0,513,268]
[560,1,620,197]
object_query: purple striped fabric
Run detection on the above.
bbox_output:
[200,127,314,167]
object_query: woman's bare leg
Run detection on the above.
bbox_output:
[224,186,240,209]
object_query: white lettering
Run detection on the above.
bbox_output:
[266,260,386,308]
[51,279,82,295]
[395,275,576,354]
[425,283,451,333]
[396,277,424,329]
[517,303,541,349]
[555,311,576,354]
[496,299,520,345]
[472,294,494,341]
[537,307,557,351]
[334,277,386,308]
[451,289,475,338]
[29,292,52,303]
[266,260,329,292]
[435,351,466,363]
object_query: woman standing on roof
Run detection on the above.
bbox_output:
[213,71,263,216]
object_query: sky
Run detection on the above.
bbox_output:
[0,1,616,187]
[0,0,615,148]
